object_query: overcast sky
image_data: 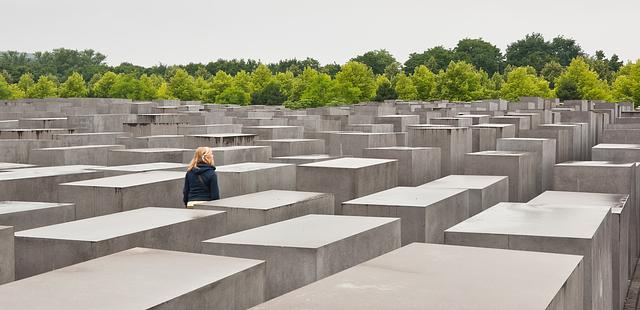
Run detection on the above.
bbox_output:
[2,0,639,66]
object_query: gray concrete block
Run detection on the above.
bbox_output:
[0,247,265,310]
[296,158,398,213]
[117,135,185,148]
[0,226,14,284]
[489,116,530,135]
[209,146,272,165]
[0,129,75,140]
[255,139,324,157]
[108,148,192,165]
[592,143,640,163]
[445,202,612,310]
[430,117,472,127]
[374,115,419,132]
[93,162,188,177]
[464,151,537,202]
[251,243,584,310]
[242,126,303,140]
[408,126,471,175]
[0,201,75,231]
[363,146,441,186]
[178,124,242,135]
[203,214,400,299]
[270,154,338,165]
[497,138,556,192]
[345,123,393,133]
[53,132,129,147]
[195,190,334,233]
[216,162,296,198]
[59,170,185,219]
[29,145,125,166]
[418,175,508,216]
[184,133,257,148]
[343,186,469,245]
[0,139,61,163]
[15,207,227,279]
[471,123,516,152]
[327,132,397,157]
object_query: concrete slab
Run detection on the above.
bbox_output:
[255,139,324,157]
[184,133,257,148]
[445,202,612,310]
[29,145,125,166]
[208,145,271,166]
[93,162,188,176]
[15,207,226,279]
[408,126,471,175]
[108,148,192,165]
[592,144,640,163]
[58,171,185,219]
[203,214,400,299]
[251,243,584,310]
[327,132,397,157]
[363,147,441,186]
[270,154,338,165]
[464,151,537,202]
[0,247,265,310]
[418,175,508,216]
[117,135,185,149]
[374,114,420,132]
[0,163,35,170]
[0,225,14,284]
[470,123,516,152]
[242,126,303,140]
[195,190,334,233]
[497,137,556,192]
[343,186,469,245]
[216,162,296,198]
[296,158,398,213]
[0,201,75,231]
[52,132,129,147]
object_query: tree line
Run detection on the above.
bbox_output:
[0,33,638,107]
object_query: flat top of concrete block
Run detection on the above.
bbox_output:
[0,165,102,181]
[210,145,269,151]
[256,139,321,143]
[0,128,71,132]
[35,144,123,151]
[592,143,640,149]
[529,191,627,212]
[19,117,67,121]
[491,116,526,119]
[109,148,190,153]
[0,247,263,309]
[408,125,467,130]
[446,202,610,239]
[133,135,184,139]
[332,132,396,136]
[16,207,223,242]
[60,170,184,188]
[204,214,397,248]
[216,162,293,172]
[179,124,237,128]
[243,126,302,129]
[0,162,35,170]
[344,187,467,207]
[53,132,127,137]
[196,190,328,210]
[539,124,578,128]
[189,133,256,138]
[498,137,550,142]
[94,162,188,173]
[272,154,333,160]
[418,175,508,190]
[555,161,634,168]
[300,157,396,169]
[376,114,418,118]
[471,124,515,128]
[251,243,582,310]
[457,114,490,118]
[365,146,437,151]
[467,150,530,157]
[0,201,74,215]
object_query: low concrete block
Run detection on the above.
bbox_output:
[184,133,257,148]
[242,126,303,140]
[0,201,75,231]
[208,146,271,165]
[255,139,324,157]
[418,175,508,216]
[327,132,397,157]
[470,123,516,152]
[216,162,296,198]
[108,148,192,165]
[29,145,124,166]
[93,162,187,177]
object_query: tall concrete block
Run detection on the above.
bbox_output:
[327,132,397,157]
[0,226,14,284]
[363,146,441,185]
[242,126,303,140]
[14,207,227,279]
[296,158,398,213]
[251,243,584,310]
[497,138,556,192]
[0,248,265,310]
[374,114,419,132]
[418,175,508,216]
[216,162,296,198]
[464,151,537,202]
[445,202,612,310]
[0,139,61,163]
[203,214,400,299]
[408,126,471,175]
[343,187,469,245]
[0,201,75,231]
[470,123,516,152]
[490,116,530,135]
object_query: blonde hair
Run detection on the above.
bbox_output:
[187,147,214,171]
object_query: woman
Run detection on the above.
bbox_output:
[183,147,220,208]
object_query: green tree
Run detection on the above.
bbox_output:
[59,72,88,97]
[612,60,640,106]
[8,84,25,99]
[252,81,287,105]
[92,71,118,98]
[215,85,251,105]
[550,36,584,66]
[404,46,454,74]
[0,75,11,99]
[320,63,341,77]
[433,61,487,101]
[136,74,160,100]
[555,79,581,101]
[394,72,418,100]
[505,33,554,73]
[541,61,564,88]
[233,70,253,94]
[168,68,198,100]
[156,82,173,99]
[26,75,58,98]
[251,64,274,93]
[335,61,376,103]
[202,71,233,103]
[351,49,398,75]
[412,65,436,100]
[108,73,140,99]
[374,75,397,102]
[275,71,295,99]
[17,73,35,92]
[500,66,552,101]
[555,57,611,101]
[453,38,503,75]
[299,73,339,107]
[289,67,319,102]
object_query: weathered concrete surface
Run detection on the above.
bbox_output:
[470,123,516,152]
[464,151,537,202]
[184,133,256,148]
[108,148,192,165]
[0,201,75,231]
[210,146,272,166]
[0,248,265,310]
[343,186,468,245]
[497,137,556,192]
[251,243,584,310]
[0,225,14,284]
[255,139,324,157]
[216,162,296,198]
[203,214,400,299]
[593,144,640,163]
[195,190,334,233]
[327,132,397,157]
[29,145,125,166]
[408,126,471,175]
[93,162,187,177]
[363,147,441,186]
[14,207,226,279]
[270,154,337,165]
[418,175,508,216]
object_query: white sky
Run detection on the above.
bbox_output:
[2,0,638,66]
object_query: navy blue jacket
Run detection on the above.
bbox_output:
[183,164,220,205]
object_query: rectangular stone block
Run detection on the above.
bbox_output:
[216,162,296,198]
[0,128,75,140]
[184,133,257,148]
[0,201,75,231]
[592,143,640,163]
[0,226,14,284]
[464,151,537,202]
[296,158,398,213]
[602,129,640,144]
[208,146,271,166]
[29,145,125,166]
[53,132,129,147]
[203,214,400,299]
[538,124,582,161]
[457,114,490,124]
[418,175,508,216]
[497,138,556,192]
[471,123,516,152]
[0,139,61,164]
[15,207,226,279]
[408,126,471,175]
[177,124,242,135]
[117,135,185,148]
[251,243,584,310]
[489,116,530,135]
[255,139,324,157]
[445,202,611,310]
[195,190,334,233]
[93,162,187,177]
[108,148,192,165]
[343,186,468,245]
[270,154,338,165]
[430,117,472,127]
[363,146,441,186]
[374,114,419,132]
[520,128,571,163]
[59,171,185,219]
[242,126,303,140]
[327,132,397,157]
[0,163,34,170]
[345,123,393,133]
[0,247,265,310]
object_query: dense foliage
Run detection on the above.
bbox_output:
[1,33,637,106]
